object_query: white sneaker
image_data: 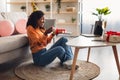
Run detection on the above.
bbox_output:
[62,60,79,70]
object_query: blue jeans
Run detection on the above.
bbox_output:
[32,37,73,66]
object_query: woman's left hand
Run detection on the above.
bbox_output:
[44,27,53,35]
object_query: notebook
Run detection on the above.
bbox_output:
[44,19,56,30]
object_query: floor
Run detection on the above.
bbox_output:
[76,47,120,80]
[0,36,120,80]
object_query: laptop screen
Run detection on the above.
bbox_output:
[44,19,56,30]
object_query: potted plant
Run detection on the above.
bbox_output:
[92,7,111,21]
[71,17,76,23]
[20,6,26,11]
[55,0,61,13]
[92,7,111,36]
[45,4,50,11]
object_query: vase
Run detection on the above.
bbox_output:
[93,21,103,36]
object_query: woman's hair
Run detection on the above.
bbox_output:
[26,10,44,28]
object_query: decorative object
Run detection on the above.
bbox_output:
[103,31,120,42]
[15,60,100,80]
[15,19,27,34]
[58,19,66,23]
[31,1,39,12]
[92,7,111,21]
[92,7,111,36]
[0,12,14,37]
[45,4,50,11]
[55,28,66,34]
[20,6,26,11]
[55,0,61,13]
[93,21,103,36]
[66,6,76,12]
[0,20,14,37]
[71,17,76,23]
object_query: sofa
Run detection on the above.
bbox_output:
[0,34,30,63]
[0,12,31,70]
[0,34,32,71]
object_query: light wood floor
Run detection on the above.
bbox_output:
[0,36,120,80]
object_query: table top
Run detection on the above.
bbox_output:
[66,36,120,48]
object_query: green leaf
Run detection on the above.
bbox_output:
[92,7,111,21]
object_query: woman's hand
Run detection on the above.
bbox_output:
[44,27,53,35]
[51,29,56,36]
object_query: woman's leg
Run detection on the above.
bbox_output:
[50,37,73,61]
[33,46,66,66]
[49,37,79,70]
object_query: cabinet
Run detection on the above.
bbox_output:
[6,0,80,36]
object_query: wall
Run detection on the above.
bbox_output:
[81,0,120,33]
[0,0,6,12]
[2,0,120,34]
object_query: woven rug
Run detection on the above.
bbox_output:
[15,60,100,80]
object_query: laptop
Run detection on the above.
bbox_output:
[44,19,56,30]
[81,33,99,37]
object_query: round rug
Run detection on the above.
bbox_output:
[15,60,100,80]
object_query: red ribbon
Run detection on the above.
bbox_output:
[105,31,120,42]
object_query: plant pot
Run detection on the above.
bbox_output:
[93,21,103,36]
[45,4,50,12]
[46,8,50,11]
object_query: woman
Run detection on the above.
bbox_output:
[26,10,79,70]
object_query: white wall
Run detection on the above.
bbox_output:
[0,0,6,12]
[82,0,120,33]
[1,0,120,34]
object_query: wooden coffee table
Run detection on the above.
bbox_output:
[67,36,120,80]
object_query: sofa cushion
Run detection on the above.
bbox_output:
[0,19,14,36]
[0,34,28,53]
[15,19,27,34]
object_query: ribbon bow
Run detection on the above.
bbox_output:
[106,31,120,42]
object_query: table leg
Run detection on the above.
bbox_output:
[69,47,79,80]
[87,47,91,62]
[112,46,120,75]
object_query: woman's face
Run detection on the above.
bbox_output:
[37,16,45,28]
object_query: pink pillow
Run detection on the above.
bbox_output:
[0,20,14,37]
[15,19,27,34]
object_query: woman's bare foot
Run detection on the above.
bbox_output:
[62,60,79,70]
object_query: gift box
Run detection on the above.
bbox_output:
[103,31,120,43]
[55,28,66,34]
